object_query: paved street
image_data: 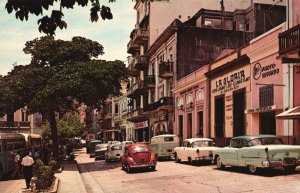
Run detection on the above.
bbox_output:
[75,149,300,193]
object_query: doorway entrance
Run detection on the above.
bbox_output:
[215,96,225,138]
[233,90,245,136]
[260,112,276,135]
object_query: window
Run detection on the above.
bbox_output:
[196,89,204,101]
[186,94,193,104]
[177,97,183,107]
[164,137,174,142]
[259,85,274,107]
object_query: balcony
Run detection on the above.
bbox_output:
[159,61,174,79]
[127,80,146,98]
[127,108,147,123]
[127,39,140,54]
[143,101,159,116]
[0,121,31,132]
[158,97,174,111]
[278,24,300,63]
[144,75,155,89]
[128,62,139,77]
[132,55,148,70]
[132,28,149,45]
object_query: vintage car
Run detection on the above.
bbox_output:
[105,144,123,162]
[88,140,102,157]
[122,141,134,149]
[174,138,218,164]
[94,143,108,160]
[213,135,300,173]
[150,134,180,160]
[121,143,157,173]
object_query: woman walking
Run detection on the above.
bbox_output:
[21,151,34,189]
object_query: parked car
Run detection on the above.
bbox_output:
[122,141,134,149]
[121,143,157,173]
[213,135,300,174]
[105,144,123,162]
[174,138,218,164]
[95,143,109,160]
[88,140,102,158]
[150,134,180,160]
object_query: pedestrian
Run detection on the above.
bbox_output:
[21,151,34,189]
[11,151,22,179]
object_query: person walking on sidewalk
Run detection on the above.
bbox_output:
[21,151,34,189]
[11,151,22,179]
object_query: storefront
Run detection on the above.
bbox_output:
[134,121,149,142]
[207,53,251,146]
[174,66,209,140]
[246,26,285,138]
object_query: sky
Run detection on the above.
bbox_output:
[0,1,136,75]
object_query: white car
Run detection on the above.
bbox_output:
[105,144,123,162]
[174,138,219,164]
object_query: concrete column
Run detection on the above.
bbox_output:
[140,95,144,108]
[140,45,144,55]
[155,59,159,101]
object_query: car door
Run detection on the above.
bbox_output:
[238,140,250,166]
[221,139,240,166]
[177,141,187,160]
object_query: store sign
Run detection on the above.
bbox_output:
[212,70,250,94]
[134,121,148,129]
[253,62,279,80]
[245,105,277,114]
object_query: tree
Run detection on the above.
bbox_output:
[4,0,152,35]
[0,36,128,160]
[41,115,85,140]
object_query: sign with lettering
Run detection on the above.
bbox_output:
[134,121,148,129]
[212,69,250,94]
[253,62,279,80]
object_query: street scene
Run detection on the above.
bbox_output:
[1,0,300,193]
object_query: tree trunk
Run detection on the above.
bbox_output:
[49,110,58,161]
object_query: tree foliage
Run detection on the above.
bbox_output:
[4,0,152,35]
[0,36,128,159]
[41,115,85,139]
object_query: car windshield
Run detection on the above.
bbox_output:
[248,137,283,146]
[192,141,213,147]
[95,144,107,150]
[132,146,149,154]
[111,145,122,150]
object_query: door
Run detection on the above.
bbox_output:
[260,112,276,135]
[198,111,203,137]
[187,113,193,138]
[179,115,183,139]
[233,90,245,136]
[215,96,225,138]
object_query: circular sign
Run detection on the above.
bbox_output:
[253,62,261,80]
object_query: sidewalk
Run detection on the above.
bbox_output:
[56,162,87,193]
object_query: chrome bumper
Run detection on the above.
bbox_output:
[265,158,300,168]
[129,163,156,169]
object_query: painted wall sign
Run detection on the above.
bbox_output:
[253,62,279,80]
[212,70,250,94]
[134,121,148,129]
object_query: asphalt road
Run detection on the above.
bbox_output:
[75,149,300,193]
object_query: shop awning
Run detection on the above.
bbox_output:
[276,106,300,119]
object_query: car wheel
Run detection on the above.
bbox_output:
[0,166,3,180]
[284,166,296,173]
[216,156,225,169]
[248,165,258,174]
[126,165,131,173]
[175,153,181,163]
[150,166,156,171]
[188,157,193,165]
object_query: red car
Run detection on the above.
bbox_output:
[121,143,157,173]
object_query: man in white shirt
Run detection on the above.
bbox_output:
[21,151,34,189]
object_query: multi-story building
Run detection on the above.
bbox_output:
[126,0,261,142]
[276,0,300,144]
[0,109,32,133]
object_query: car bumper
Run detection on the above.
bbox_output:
[108,157,121,161]
[195,156,214,161]
[129,163,156,169]
[262,158,300,168]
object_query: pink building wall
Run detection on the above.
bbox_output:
[249,26,284,136]
[294,64,300,137]
[174,65,209,140]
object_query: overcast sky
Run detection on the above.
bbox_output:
[0,1,136,75]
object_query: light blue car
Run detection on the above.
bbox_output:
[213,135,300,174]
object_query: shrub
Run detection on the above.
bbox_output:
[35,160,55,189]
[49,160,59,171]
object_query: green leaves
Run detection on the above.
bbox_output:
[5,0,120,35]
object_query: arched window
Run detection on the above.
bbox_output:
[186,94,193,104]
[177,97,183,107]
[196,89,204,101]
